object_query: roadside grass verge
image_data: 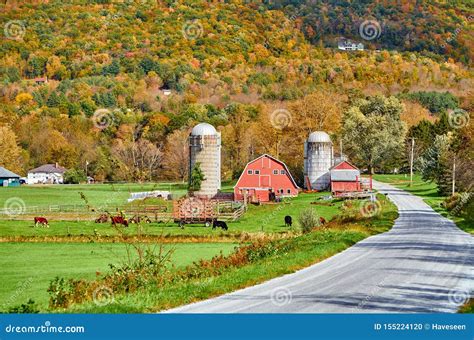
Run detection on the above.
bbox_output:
[57,195,397,313]
[374,174,472,234]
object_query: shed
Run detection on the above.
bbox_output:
[234,154,299,203]
[0,167,21,187]
[330,161,369,196]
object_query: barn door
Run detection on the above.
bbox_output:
[260,175,270,187]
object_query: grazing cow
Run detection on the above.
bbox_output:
[34,217,49,228]
[111,216,128,227]
[284,215,292,227]
[95,214,108,223]
[212,220,228,231]
[319,216,327,225]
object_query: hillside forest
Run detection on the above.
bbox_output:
[0,0,472,193]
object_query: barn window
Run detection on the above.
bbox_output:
[287,189,291,194]
[247,170,253,175]
[279,188,283,194]
[273,170,278,175]
[280,170,286,175]
[255,170,260,175]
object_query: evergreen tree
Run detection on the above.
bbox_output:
[189,163,205,192]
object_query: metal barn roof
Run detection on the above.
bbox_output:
[330,169,360,182]
[0,167,20,178]
[307,131,332,143]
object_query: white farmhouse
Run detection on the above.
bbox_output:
[27,163,67,184]
[338,39,364,51]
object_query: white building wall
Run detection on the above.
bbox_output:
[27,172,64,184]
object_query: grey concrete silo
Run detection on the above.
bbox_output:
[304,131,333,190]
[189,123,221,198]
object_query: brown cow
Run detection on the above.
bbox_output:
[34,217,49,228]
[111,216,128,227]
[95,214,109,223]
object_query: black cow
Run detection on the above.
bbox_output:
[212,220,228,231]
[284,215,292,227]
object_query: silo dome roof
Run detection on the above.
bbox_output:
[191,123,217,136]
[307,131,332,143]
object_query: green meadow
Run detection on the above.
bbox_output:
[0,242,237,311]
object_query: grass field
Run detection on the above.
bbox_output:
[0,192,342,237]
[0,242,237,311]
[374,174,472,234]
[0,181,236,208]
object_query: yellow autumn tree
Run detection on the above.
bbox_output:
[0,126,24,174]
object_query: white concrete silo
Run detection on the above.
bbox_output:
[189,123,221,198]
[304,131,333,191]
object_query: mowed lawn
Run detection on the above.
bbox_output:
[0,242,237,311]
[374,174,472,234]
[0,192,342,236]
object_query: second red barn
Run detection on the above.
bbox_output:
[234,154,300,203]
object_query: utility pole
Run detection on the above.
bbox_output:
[340,139,343,159]
[452,155,456,196]
[409,138,415,187]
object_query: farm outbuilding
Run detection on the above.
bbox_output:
[330,161,372,197]
[234,154,299,203]
[0,167,21,187]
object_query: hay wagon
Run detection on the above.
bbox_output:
[173,197,218,228]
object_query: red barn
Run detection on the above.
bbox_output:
[330,161,372,196]
[234,154,300,203]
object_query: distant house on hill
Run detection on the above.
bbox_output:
[0,167,20,187]
[33,77,48,85]
[27,163,67,184]
[338,39,364,51]
[234,154,300,203]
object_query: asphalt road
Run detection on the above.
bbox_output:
[167,181,473,313]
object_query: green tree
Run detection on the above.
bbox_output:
[64,168,87,184]
[419,134,454,195]
[342,96,407,173]
[189,163,205,192]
